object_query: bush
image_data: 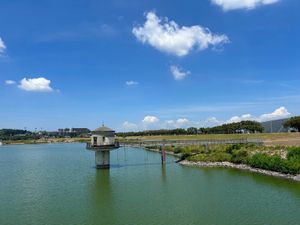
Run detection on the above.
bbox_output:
[287,147,300,160]
[230,150,248,164]
[248,153,300,175]
[173,146,183,154]
[180,153,192,161]
[226,144,242,154]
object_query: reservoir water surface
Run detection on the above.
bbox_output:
[0,143,300,225]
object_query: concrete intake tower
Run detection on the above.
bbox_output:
[86,125,119,169]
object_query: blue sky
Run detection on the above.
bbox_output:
[0,0,299,131]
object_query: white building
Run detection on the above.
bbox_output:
[86,125,119,169]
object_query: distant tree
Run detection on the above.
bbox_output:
[187,127,198,135]
[198,128,208,134]
[284,116,300,131]
[0,129,36,140]
[116,120,264,137]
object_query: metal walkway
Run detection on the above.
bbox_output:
[120,138,263,148]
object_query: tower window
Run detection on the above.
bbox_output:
[93,137,97,145]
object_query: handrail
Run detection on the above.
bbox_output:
[119,139,263,147]
[86,141,120,149]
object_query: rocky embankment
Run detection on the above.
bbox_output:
[180,160,300,182]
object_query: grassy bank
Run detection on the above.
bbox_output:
[147,144,300,175]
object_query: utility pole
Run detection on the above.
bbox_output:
[161,141,166,165]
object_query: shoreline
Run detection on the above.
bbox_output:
[141,147,300,182]
[179,160,300,182]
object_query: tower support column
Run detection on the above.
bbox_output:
[95,151,110,169]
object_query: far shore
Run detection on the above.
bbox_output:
[1,138,89,146]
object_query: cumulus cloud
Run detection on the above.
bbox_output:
[211,0,279,11]
[259,106,290,122]
[226,107,290,123]
[121,107,291,131]
[5,80,16,85]
[123,121,138,131]
[18,77,53,92]
[176,118,189,125]
[126,80,139,86]
[0,37,6,54]
[142,115,159,124]
[121,117,191,131]
[206,117,220,123]
[163,118,190,128]
[170,65,190,80]
[165,120,176,128]
[226,114,254,123]
[132,12,229,57]
[204,117,222,127]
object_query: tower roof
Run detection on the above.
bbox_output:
[94,125,115,133]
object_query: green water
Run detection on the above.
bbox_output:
[0,143,299,225]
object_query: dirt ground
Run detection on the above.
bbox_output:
[261,133,300,146]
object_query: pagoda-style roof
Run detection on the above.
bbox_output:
[92,125,115,137]
[94,126,115,132]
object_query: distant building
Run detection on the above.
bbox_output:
[261,118,290,133]
[57,127,90,136]
[235,129,251,134]
[46,131,59,137]
[58,128,71,135]
[70,128,90,134]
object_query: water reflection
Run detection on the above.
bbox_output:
[161,164,167,183]
[199,166,300,198]
[88,170,117,224]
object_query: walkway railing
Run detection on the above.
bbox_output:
[86,141,120,150]
[119,139,263,147]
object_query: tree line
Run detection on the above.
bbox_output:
[0,129,37,141]
[117,120,264,137]
[284,116,300,131]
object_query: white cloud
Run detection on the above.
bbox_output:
[205,117,222,127]
[132,12,229,57]
[163,118,190,128]
[18,77,53,92]
[225,107,290,123]
[226,114,254,123]
[170,65,190,80]
[122,121,138,131]
[5,80,16,85]
[211,0,279,11]
[142,115,159,124]
[126,80,139,86]
[206,117,220,123]
[121,107,291,131]
[0,37,6,54]
[259,106,290,122]
[176,118,189,124]
[165,120,176,127]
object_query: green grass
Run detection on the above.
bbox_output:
[147,143,300,175]
[248,153,300,175]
